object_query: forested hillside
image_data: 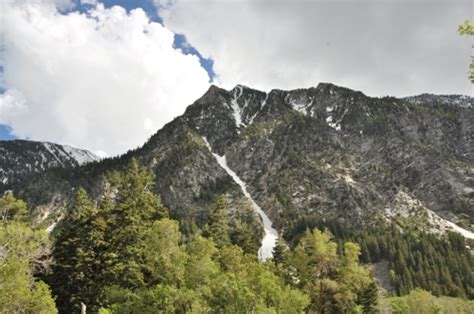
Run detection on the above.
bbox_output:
[1,160,473,313]
[1,83,473,313]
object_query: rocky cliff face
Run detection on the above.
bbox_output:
[3,83,473,240]
[186,83,473,238]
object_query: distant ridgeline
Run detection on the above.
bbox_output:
[1,83,473,305]
[0,140,99,189]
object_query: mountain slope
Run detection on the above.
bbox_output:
[190,84,473,240]
[0,140,99,187]
[4,83,473,243]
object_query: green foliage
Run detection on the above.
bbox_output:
[106,158,169,289]
[103,236,309,313]
[240,120,275,141]
[288,229,377,313]
[203,195,230,247]
[0,192,28,223]
[0,257,57,313]
[43,158,473,312]
[283,217,474,300]
[142,219,187,286]
[50,158,169,312]
[272,237,289,265]
[194,176,234,203]
[358,281,379,313]
[458,19,474,83]
[0,196,57,313]
[389,288,474,314]
[459,19,474,35]
[49,160,307,313]
[229,201,262,255]
[51,187,110,312]
[353,226,474,299]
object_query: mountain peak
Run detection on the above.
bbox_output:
[0,140,98,187]
[3,82,474,252]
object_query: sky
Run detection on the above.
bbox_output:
[0,0,472,156]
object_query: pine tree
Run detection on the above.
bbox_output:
[203,195,230,247]
[105,158,169,289]
[358,281,379,313]
[272,237,288,265]
[230,218,258,254]
[51,188,108,313]
[360,242,371,263]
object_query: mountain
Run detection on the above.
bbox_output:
[3,83,473,244]
[404,94,473,108]
[0,140,99,188]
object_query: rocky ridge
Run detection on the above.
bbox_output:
[0,140,99,187]
[3,83,473,243]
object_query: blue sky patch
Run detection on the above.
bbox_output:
[0,125,16,141]
[71,0,215,81]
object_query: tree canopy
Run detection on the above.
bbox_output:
[458,19,474,83]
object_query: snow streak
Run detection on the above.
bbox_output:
[202,137,279,261]
[230,85,244,128]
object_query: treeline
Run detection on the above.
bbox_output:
[44,159,377,312]
[44,159,303,312]
[1,158,473,313]
[354,227,473,299]
[282,214,474,300]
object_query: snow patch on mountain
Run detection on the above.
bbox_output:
[326,115,341,131]
[0,140,99,185]
[62,145,100,165]
[260,94,269,110]
[43,142,99,166]
[43,142,66,166]
[203,137,279,261]
[229,85,244,129]
[289,97,312,115]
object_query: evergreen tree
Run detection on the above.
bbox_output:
[106,158,169,290]
[229,202,262,256]
[360,242,371,263]
[203,195,230,247]
[230,218,258,254]
[358,281,379,313]
[272,237,289,265]
[51,188,108,312]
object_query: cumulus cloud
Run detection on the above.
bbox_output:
[53,0,76,11]
[0,0,210,156]
[156,0,472,97]
[80,0,97,5]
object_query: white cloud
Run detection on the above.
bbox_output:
[156,0,472,97]
[0,0,210,156]
[53,0,76,11]
[80,0,97,5]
